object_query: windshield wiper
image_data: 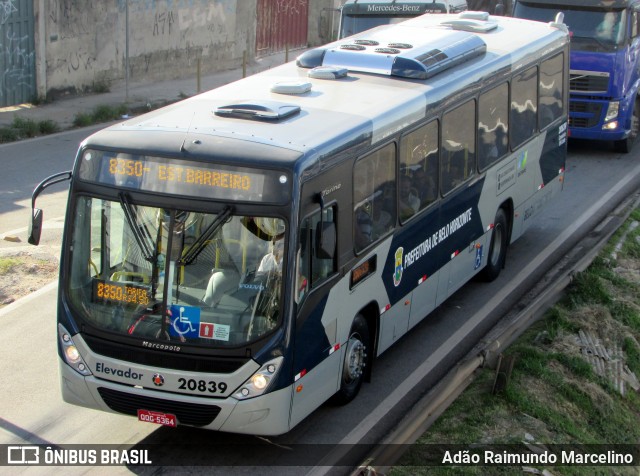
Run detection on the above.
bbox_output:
[119,192,155,262]
[180,206,233,265]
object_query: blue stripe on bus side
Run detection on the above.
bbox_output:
[382,177,486,303]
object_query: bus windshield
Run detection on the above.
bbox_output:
[67,196,286,347]
[514,3,626,52]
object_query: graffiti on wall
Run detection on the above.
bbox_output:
[52,48,97,74]
[48,0,93,40]
[153,10,175,35]
[43,0,241,95]
[276,0,308,15]
[1,0,17,25]
[0,30,35,102]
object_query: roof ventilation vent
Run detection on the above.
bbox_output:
[388,43,413,49]
[375,47,401,55]
[354,39,380,46]
[340,44,366,51]
[421,49,448,67]
[271,81,312,95]
[459,11,490,21]
[308,66,348,80]
[214,101,300,121]
[440,16,498,33]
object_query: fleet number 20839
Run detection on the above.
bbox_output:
[178,378,228,393]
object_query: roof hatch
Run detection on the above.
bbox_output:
[214,101,301,121]
[297,27,487,80]
[440,11,498,33]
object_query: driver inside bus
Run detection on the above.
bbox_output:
[258,239,284,274]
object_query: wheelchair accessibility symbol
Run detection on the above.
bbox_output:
[474,245,483,270]
[169,305,200,338]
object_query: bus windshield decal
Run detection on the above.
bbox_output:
[78,149,290,204]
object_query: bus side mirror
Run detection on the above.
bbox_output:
[315,221,336,260]
[28,208,43,246]
[27,170,72,247]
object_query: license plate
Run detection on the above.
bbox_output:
[137,409,177,427]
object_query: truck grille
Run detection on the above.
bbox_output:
[569,101,603,129]
[98,387,221,426]
[570,71,609,94]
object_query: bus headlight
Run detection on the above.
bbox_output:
[58,324,92,376]
[604,101,619,123]
[233,357,282,400]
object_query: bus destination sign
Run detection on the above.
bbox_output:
[78,149,290,204]
[92,278,151,306]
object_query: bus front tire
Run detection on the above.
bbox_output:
[480,208,508,282]
[330,314,369,405]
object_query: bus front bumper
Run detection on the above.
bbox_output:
[60,361,294,436]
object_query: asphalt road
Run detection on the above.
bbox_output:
[1,133,639,475]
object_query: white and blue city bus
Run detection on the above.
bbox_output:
[29,12,568,435]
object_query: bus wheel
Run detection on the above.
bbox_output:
[480,208,508,282]
[614,98,640,153]
[330,314,369,405]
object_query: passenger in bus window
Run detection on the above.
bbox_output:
[399,174,420,220]
[355,208,373,251]
[202,266,240,306]
[372,195,392,238]
[354,173,368,204]
[295,248,308,304]
[412,167,437,208]
[442,150,467,193]
[202,239,243,306]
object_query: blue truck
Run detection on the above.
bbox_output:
[514,0,640,152]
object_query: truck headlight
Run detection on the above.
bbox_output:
[233,357,282,400]
[58,324,92,376]
[604,101,619,123]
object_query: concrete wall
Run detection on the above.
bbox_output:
[309,0,344,44]
[33,0,336,101]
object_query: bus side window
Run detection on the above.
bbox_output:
[353,143,396,253]
[297,206,337,302]
[400,120,439,222]
[510,66,538,148]
[441,100,476,195]
[539,53,564,130]
[478,83,509,171]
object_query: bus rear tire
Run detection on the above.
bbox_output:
[330,314,369,405]
[480,208,508,282]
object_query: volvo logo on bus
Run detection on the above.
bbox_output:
[152,373,165,386]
